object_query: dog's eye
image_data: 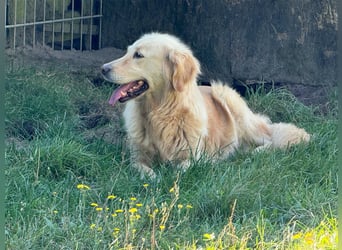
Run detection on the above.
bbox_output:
[133,51,144,59]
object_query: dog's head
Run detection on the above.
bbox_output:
[101,33,201,105]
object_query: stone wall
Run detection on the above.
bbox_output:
[102,0,337,87]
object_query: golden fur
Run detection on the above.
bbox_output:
[102,33,310,179]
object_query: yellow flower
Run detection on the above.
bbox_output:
[107,195,117,200]
[95,207,103,211]
[129,207,138,213]
[206,247,216,250]
[115,209,124,213]
[186,204,193,209]
[143,183,149,188]
[304,231,314,245]
[90,202,99,207]
[77,184,90,190]
[112,228,120,236]
[136,203,143,207]
[292,232,302,240]
[169,187,175,193]
[111,213,118,217]
[53,210,58,214]
[159,225,166,230]
[135,214,141,219]
[177,204,183,209]
[203,233,215,241]
[130,197,137,201]
[90,223,96,229]
[97,226,103,232]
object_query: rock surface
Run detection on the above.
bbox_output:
[102,0,337,87]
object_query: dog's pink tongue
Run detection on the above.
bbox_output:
[108,82,133,106]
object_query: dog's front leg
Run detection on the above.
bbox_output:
[129,144,156,179]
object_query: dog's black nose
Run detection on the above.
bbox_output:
[101,65,111,76]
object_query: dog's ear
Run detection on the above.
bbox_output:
[168,50,200,92]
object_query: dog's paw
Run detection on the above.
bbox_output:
[177,160,191,172]
[132,163,157,180]
[141,169,157,180]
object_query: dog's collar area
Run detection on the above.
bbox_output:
[109,80,149,105]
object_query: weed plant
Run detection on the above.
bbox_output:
[5,67,337,249]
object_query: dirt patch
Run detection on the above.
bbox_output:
[6,45,125,74]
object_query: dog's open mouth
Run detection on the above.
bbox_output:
[109,80,149,106]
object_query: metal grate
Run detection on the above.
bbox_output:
[5,0,102,50]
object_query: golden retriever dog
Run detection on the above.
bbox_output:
[101,33,310,179]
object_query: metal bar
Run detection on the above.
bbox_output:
[4,0,6,47]
[61,0,65,50]
[23,0,26,46]
[71,0,74,49]
[13,0,17,48]
[99,0,102,49]
[33,0,36,47]
[43,0,46,45]
[52,0,56,49]
[5,15,103,29]
[80,0,84,50]
[90,0,93,50]
[44,23,98,34]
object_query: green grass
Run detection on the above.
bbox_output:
[5,67,337,249]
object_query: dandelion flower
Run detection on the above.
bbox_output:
[129,207,138,213]
[95,207,103,211]
[53,210,58,214]
[130,197,137,201]
[177,204,183,209]
[159,225,166,230]
[77,184,90,190]
[115,209,124,213]
[143,183,149,188]
[90,202,99,207]
[203,233,215,241]
[169,187,175,193]
[107,195,117,200]
[111,213,118,217]
[97,226,103,232]
[90,223,96,229]
[186,204,193,209]
[112,228,120,237]
[292,232,302,240]
[136,203,143,207]
[304,232,314,245]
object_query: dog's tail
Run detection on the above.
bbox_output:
[269,122,310,148]
[210,82,310,150]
